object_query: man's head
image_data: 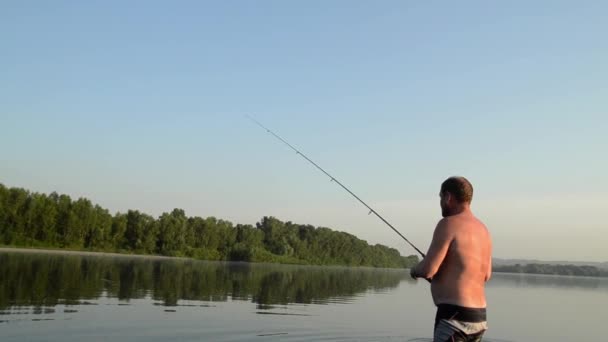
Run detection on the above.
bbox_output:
[439,176,474,217]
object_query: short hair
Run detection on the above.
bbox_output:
[441,176,474,203]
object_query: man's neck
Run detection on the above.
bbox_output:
[449,205,472,216]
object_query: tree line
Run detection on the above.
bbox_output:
[0,183,419,268]
[493,263,608,278]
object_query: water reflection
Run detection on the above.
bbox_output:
[0,252,410,311]
[489,272,608,290]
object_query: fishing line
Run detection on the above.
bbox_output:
[247,115,426,258]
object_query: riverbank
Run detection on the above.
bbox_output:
[0,246,188,260]
[0,247,406,271]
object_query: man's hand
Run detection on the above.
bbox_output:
[410,264,419,279]
[410,263,432,282]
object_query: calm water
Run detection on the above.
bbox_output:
[1,251,606,341]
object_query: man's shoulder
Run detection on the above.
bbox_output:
[440,215,487,234]
[434,218,457,239]
[436,216,461,229]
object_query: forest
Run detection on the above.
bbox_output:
[0,183,418,268]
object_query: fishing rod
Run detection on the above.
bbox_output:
[247,115,426,259]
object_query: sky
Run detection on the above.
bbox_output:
[1,1,606,262]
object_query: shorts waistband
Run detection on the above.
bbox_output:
[435,304,487,323]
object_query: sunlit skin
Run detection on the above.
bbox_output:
[410,190,492,308]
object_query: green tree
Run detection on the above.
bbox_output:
[157,209,187,255]
[0,183,9,242]
[30,193,58,244]
[53,193,73,247]
[83,205,112,249]
[258,216,292,256]
[63,198,95,247]
[230,224,264,261]
[110,213,128,250]
[124,210,157,253]
[3,187,31,244]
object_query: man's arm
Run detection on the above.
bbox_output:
[485,238,493,282]
[411,219,453,280]
[485,258,492,282]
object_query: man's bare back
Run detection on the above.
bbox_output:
[429,212,492,308]
[410,176,492,341]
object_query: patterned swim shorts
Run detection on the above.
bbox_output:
[433,304,487,342]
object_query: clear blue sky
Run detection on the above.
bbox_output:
[1,1,606,261]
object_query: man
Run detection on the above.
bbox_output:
[410,176,492,342]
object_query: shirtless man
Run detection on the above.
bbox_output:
[410,176,492,342]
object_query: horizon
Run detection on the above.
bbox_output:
[2,1,606,262]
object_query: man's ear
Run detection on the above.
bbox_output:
[445,192,452,204]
